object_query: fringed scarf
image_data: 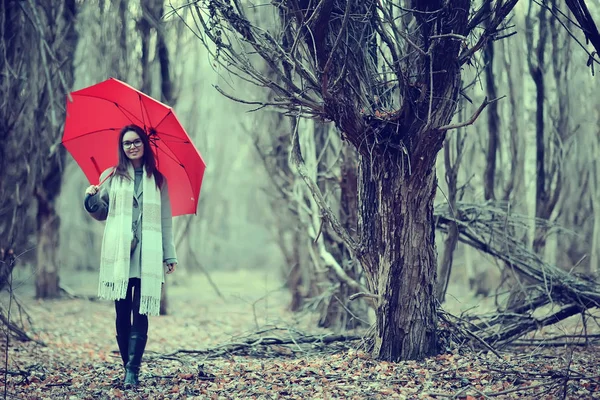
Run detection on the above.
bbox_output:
[98,164,164,316]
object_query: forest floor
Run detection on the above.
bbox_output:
[1,268,600,399]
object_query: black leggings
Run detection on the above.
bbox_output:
[115,278,148,337]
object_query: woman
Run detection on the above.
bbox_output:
[84,124,177,386]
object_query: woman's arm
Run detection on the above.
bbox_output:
[83,168,113,221]
[160,180,178,265]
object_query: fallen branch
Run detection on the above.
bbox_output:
[0,369,29,376]
[0,308,32,343]
[510,339,600,347]
[158,332,362,359]
[434,201,600,347]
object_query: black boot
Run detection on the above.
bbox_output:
[116,335,129,369]
[124,333,147,386]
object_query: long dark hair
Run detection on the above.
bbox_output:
[114,124,164,189]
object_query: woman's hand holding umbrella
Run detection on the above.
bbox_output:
[85,185,99,196]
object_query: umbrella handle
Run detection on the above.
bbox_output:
[91,157,115,186]
[98,172,111,187]
[98,167,117,186]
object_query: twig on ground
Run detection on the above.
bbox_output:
[156,330,361,360]
[0,369,29,377]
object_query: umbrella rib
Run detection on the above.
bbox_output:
[139,93,154,130]
[153,141,185,168]
[62,128,120,144]
[139,93,147,130]
[116,103,143,126]
[153,109,172,131]
[153,139,197,205]
[152,130,191,143]
[71,93,144,126]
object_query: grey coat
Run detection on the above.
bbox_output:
[84,167,177,279]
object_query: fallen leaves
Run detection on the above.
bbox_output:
[3,273,600,399]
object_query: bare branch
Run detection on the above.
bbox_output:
[437,96,504,131]
[459,0,519,65]
[289,117,359,257]
[534,0,600,67]
[348,292,380,302]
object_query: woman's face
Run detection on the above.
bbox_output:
[122,130,144,163]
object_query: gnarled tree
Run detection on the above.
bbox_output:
[184,0,525,360]
[181,0,522,361]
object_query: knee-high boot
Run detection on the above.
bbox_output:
[115,308,131,373]
[115,334,129,368]
[124,333,147,386]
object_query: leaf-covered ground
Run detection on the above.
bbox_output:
[2,269,600,399]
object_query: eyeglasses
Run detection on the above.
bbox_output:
[123,139,143,149]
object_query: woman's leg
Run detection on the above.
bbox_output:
[115,280,135,368]
[124,278,148,386]
[130,278,148,336]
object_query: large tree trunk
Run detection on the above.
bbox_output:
[35,186,61,299]
[353,4,467,360]
[33,0,78,298]
[360,154,439,360]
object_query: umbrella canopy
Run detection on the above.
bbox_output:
[62,77,205,217]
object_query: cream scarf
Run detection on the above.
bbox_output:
[98,164,164,316]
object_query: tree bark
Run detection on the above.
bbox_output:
[527,6,550,253]
[482,2,500,202]
[361,154,439,360]
[35,186,61,299]
[33,0,78,298]
[138,2,153,95]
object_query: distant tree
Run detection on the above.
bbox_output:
[0,1,78,297]
[137,0,177,315]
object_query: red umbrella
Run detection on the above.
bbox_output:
[62,77,205,217]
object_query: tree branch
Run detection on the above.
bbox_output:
[437,96,504,131]
[289,117,359,259]
[460,0,519,65]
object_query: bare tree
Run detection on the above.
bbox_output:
[177,1,525,360]
[294,121,367,329]
[526,2,566,256]
[136,0,178,315]
[526,0,579,257]
[435,102,467,303]
[245,2,367,326]
[0,1,78,297]
[35,1,79,299]
[257,113,368,329]
[482,2,502,202]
